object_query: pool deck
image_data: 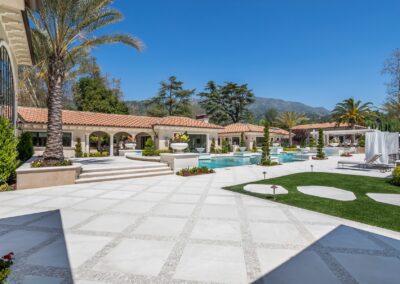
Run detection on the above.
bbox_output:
[1,154,399,283]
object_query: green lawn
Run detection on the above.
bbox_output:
[224,172,400,232]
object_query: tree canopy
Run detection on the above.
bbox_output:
[74,77,128,114]
[331,98,374,128]
[199,81,255,125]
[145,76,195,117]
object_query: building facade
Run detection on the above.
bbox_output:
[18,107,223,157]
[0,0,36,126]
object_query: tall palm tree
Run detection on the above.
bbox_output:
[29,0,144,163]
[277,112,308,146]
[332,98,374,142]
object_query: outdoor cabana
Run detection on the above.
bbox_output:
[219,123,290,150]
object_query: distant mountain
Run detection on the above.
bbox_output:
[125,97,331,122]
[249,97,331,121]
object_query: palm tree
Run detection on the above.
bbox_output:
[29,0,144,163]
[277,112,308,146]
[332,98,374,143]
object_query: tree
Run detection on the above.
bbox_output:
[261,120,271,164]
[382,49,400,103]
[17,132,34,162]
[74,77,128,114]
[199,81,255,125]
[75,138,83,157]
[332,98,374,142]
[146,76,194,117]
[0,118,18,185]
[277,112,308,146]
[210,138,216,153]
[143,138,156,156]
[316,128,325,159]
[308,136,316,148]
[240,132,246,148]
[264,108,279,126]
[221,138,230,153]
[28,0,143,163]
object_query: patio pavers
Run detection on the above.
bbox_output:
[297,186,357,201]
[367,193,400,206]
[1,155,399,283]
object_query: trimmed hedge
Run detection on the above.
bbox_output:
[0,117,18,185]
[17,132,34,162]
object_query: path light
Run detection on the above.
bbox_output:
[310,165,314,172]
[263,171,267,180]
[271,185,278,200]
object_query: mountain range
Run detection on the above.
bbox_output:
[125,97,331,122]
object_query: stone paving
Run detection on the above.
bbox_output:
[297,186,357,201]
[0,155,399,283]
[367,193,400,207]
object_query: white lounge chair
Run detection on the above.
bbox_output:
[337,154,382,169]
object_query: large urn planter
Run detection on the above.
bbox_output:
[125,143,136,149]
[196,147,205,153]
[239,147,247,152]
[329,143,339,147]
[170,142,189,153]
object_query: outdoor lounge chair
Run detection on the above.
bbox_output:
[337,154,382,169]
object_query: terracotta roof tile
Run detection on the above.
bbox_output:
[17,107,222,129]
[220,123,289,135]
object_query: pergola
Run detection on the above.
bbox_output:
[310,128,376,145]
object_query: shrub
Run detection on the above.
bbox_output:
[240,132,246,147]
[262,160,280,166]
[252,142,258,152]
[176,166,215,176]
[283,147,299,152]
[358,135,365,147]
[31,159,72,168]
[75,138,83,157]
[316,128,325,159]
[143,138,156,156]
[17,132,33,162]
[392,166,400,186]
[171,133,190,143]
[221,139,229,153]
[0,252,14,283]
[0,117,18,186]
[0,183,13,192]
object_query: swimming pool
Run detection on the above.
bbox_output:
[199,153,301,169]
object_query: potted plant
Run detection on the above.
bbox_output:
[239,132,247,152]
[124,138,136,150]
[329,137,340,147]
[170,133,190,153]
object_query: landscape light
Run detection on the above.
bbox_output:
[311,165,314,172]
[263,171,267,179]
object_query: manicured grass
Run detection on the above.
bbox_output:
[224,172,400,232]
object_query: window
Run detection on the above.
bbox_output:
[256,137,263,147]
[232,137,240,145]
[0,46,15,124]
[29,132,72,147]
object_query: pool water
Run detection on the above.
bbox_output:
[199,153,300,169]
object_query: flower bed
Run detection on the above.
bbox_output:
[340,152,353,157]
[0,252,14,283]
[31,159,73,168]
[177,166,215,177]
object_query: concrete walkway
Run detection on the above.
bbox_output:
[0,155,399,283]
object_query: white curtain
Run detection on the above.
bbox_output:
[366,131,399,164]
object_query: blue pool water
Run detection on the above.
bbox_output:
[199,153,300,169]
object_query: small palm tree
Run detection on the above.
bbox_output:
[29,0,143,163]
[332,98,374,143]
[277,112,308,146]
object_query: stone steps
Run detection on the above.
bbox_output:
[75,164,173,184]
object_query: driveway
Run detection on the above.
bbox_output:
[1,155,399,283]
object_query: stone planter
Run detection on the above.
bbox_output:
[16,164,82,189]
[196,147,205,153]
[170,142,188,153]
[329,143,339,147]
[239,147,247,152]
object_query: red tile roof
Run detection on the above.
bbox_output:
[220,123,289,135]
[291,122,366,130]
[18,107,222,129]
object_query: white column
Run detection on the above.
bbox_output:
[110,133,114,156]
[85,134,90,153]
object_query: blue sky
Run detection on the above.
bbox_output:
[92,0,400,110]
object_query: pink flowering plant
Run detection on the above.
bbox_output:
[0,252,14,282]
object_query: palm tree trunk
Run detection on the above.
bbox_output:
[43,54,65,163]
[351,124,356,145]
[289,129,292,146]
